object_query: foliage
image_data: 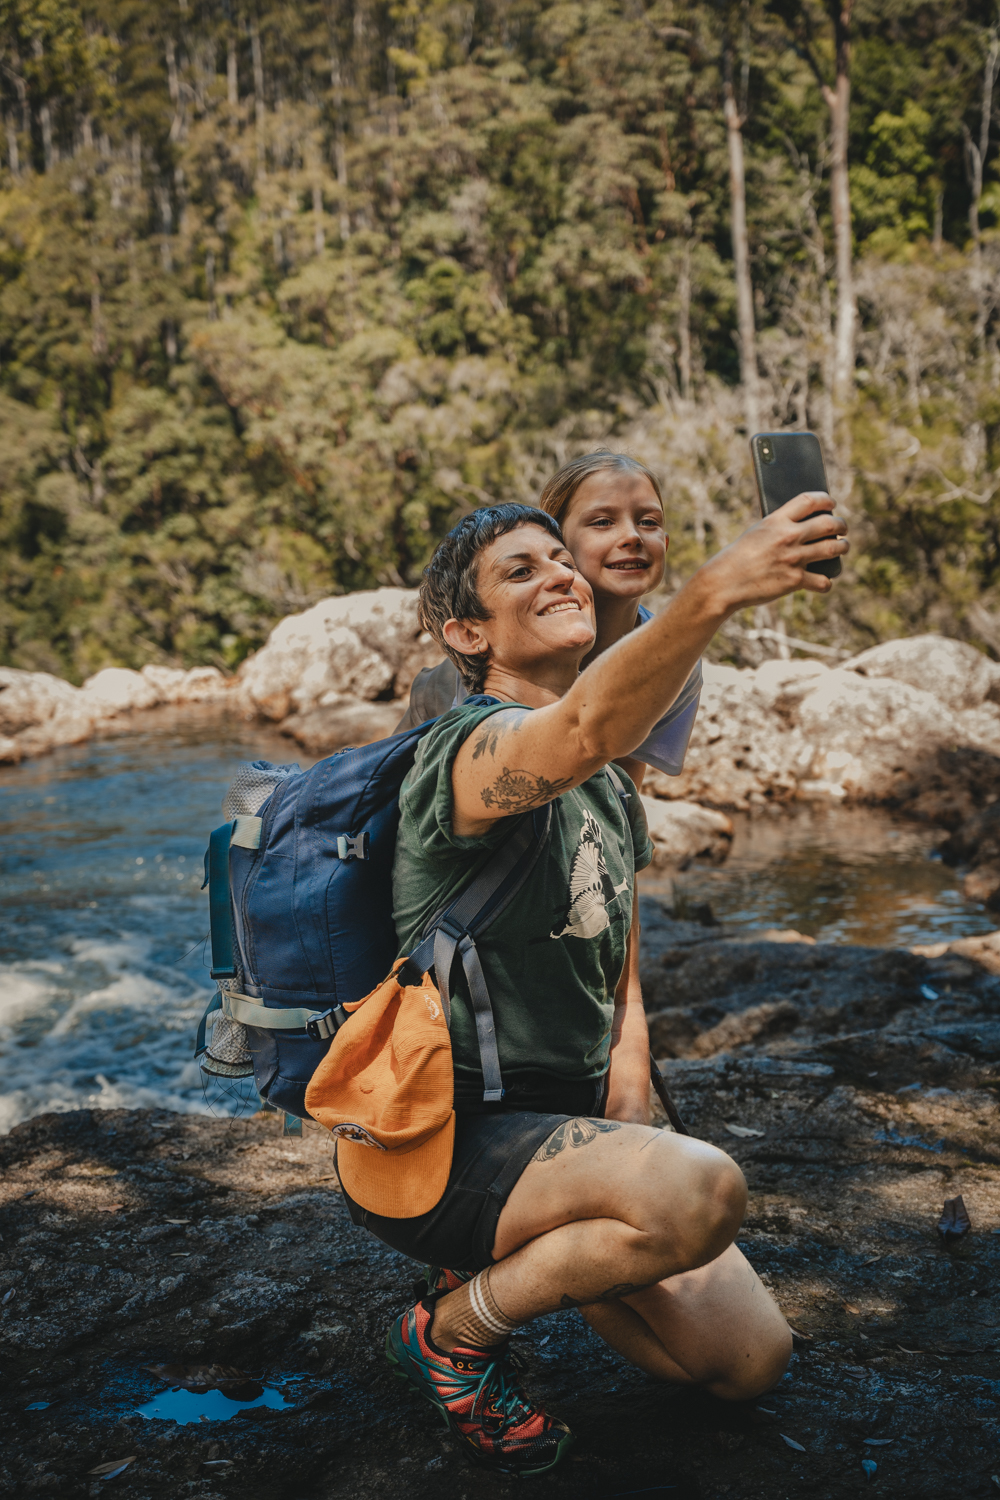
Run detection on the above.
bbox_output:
[0,0,999,678]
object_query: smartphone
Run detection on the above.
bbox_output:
[750,430,841,579]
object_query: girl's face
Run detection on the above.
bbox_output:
[560,470,667,603]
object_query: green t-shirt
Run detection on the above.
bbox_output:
[392,702,653,1113]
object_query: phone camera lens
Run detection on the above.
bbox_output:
[760,440,775,465]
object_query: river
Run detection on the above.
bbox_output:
[1,710,994,1132]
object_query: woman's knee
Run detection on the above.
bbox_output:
[713,1319,793,1402]
[644,1140,747,1270]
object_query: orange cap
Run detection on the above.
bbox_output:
[304,962,454,1219]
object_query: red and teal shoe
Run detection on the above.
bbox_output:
[427,1265,473,1294]
[385,1298,574,1476]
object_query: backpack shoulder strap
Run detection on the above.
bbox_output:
[606,763,631,809]
[399,803,552,1103]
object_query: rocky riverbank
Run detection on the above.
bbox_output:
[2,592,1000,897]
[3,906,1000,1500]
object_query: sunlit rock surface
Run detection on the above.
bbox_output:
[639,794,733,869]
[236,587,439,723]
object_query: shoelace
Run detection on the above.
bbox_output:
[466,1348,533,1431]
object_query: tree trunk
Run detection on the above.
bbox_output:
[5,115,19,176]
[312,180,325,253]
[250,15,266,177]
[723,54,759,434]
[821,2,855,411]
[331,50,350,241]
[227,36,239,106]
[964,30,1000,255]
[677,235,692,402]
[38,103,55,171]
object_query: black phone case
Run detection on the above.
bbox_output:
[750,430,841,579]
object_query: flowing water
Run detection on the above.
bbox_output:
[1,711,994,1133]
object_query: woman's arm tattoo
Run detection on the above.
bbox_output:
[481,767,572,812]
[530,1117,622,1162]
[470,709,529,762]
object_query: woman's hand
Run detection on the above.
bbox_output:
[698,491,848,613]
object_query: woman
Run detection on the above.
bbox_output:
[396,450,701,788]
[350,490,847,1476]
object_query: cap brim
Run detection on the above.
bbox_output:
[337,1110,455,1219]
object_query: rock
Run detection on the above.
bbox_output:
[139,664,231,704]
[140,663,188,700]
[938,929,1000,976]
[4,907,1000,1499]
[651,657,997,814]
[645,661,810,809]
[237,587,439,722]
[174,665,230,702]
[843,634,1000,711]
[0,733,21,762]
[796,670,964,801]
[639,795,733,868]
[936,803,1000,910]
[0,666,90,736]
[685,999,801,1058]
[0,667,101,758]
[82,667,160,714]
[280,698,408,755]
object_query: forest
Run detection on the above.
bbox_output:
[1,0,1000,680]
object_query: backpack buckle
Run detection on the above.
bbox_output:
[306,1006,346,1041]
[336,833,369,862]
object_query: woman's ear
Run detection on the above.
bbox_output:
[442,617,489,656]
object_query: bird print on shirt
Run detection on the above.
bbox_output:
[550,811,629,940]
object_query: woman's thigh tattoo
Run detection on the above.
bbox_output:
[530,1117,622,1163]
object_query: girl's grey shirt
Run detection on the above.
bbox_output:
[394,606,702,777]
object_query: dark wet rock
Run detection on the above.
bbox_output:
[3,915,1000,1497]
[937,801,1000,911]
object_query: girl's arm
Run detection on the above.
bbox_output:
[602,891,651,1126]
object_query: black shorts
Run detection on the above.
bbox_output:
[339,1111,570,1272]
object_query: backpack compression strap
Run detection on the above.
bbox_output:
[399,803,552,1103]
[195,816,343,1059]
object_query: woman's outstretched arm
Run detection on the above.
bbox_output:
[451,493,847,833]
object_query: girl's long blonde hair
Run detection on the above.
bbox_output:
[536,450,664,525]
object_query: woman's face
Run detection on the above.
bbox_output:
[441,524,596,675]
[560,470,667,603]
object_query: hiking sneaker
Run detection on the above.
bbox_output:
[385,1298,574,1476]
[427,1265,474,1294]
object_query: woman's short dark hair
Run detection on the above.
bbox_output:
[419,504,563,693]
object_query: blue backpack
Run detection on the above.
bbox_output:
[195,704,552,1121]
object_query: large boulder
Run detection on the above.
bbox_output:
[237,588,439,722]
[646,661,814,809]
[647,655,1000,812]
[843,634,1000,711]
[81,667,160,714]
[795,670,965,801]
[0,668,98,757]
[140,664,230,703]
[280,698,409,755]
[639,795,733,868]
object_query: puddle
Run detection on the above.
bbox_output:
[25,1402,50,1411]
[136,1381,297,1425]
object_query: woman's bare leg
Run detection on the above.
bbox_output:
[581,1244,792,1399]
[429,1119,789,1400]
